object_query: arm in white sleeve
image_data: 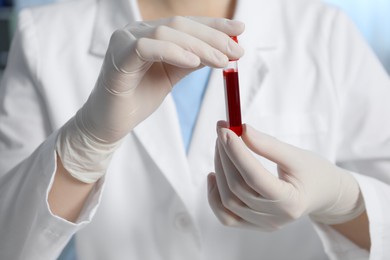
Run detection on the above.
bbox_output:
[0,10,103,259]
[313,6,390,260]
[0,133,104,259]
[313,173,390,260]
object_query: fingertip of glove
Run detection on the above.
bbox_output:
[217,127,231,144]
[225,19,246,34]
[242,124,266,142]
[184,51,201,67]
[207,173,217,192]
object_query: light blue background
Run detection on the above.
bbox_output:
[324,0,390,73]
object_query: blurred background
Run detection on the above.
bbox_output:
[0,0,12,74]
[324,0,390,74]
[0,0,389,77]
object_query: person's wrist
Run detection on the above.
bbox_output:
[56,113,123,184]
[309,170,365,225]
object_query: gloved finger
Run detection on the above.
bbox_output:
[145,25,229,67]
[215,140,263,224]
[119,16,243,71]
[130,17,245,36]
[215,141,286,231]
[137,16,244,60]
[207,173,246,227]
[217,126,290,201]
[207,173,275,231]
[216,131,262,202]
[214,141,245,209]
[217,132,299,216]
[185,16,245,37]
[241,124,309,172]
[167,16,244,60]
[134,38,203,68]
[108,29,201,74]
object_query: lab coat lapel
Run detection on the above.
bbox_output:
[188,0,282,175]
[133,97,197,215]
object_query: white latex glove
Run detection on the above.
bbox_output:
[208,122,365,230]
[57,17,245,183]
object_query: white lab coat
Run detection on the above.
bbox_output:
[1,0,390,259]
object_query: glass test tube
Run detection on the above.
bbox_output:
[223,36,243,136]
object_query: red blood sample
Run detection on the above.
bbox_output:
[223,68,242,136]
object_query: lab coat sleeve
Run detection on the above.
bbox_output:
[0,10,104,259]
[311,8,390,260]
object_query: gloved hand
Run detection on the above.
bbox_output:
[208,122,365,230]
[57,17,245,183]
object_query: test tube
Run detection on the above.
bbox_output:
[223,36,242,136]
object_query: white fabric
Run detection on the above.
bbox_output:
[1,0,390,259]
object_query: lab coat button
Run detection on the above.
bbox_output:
[174,212,192,231]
